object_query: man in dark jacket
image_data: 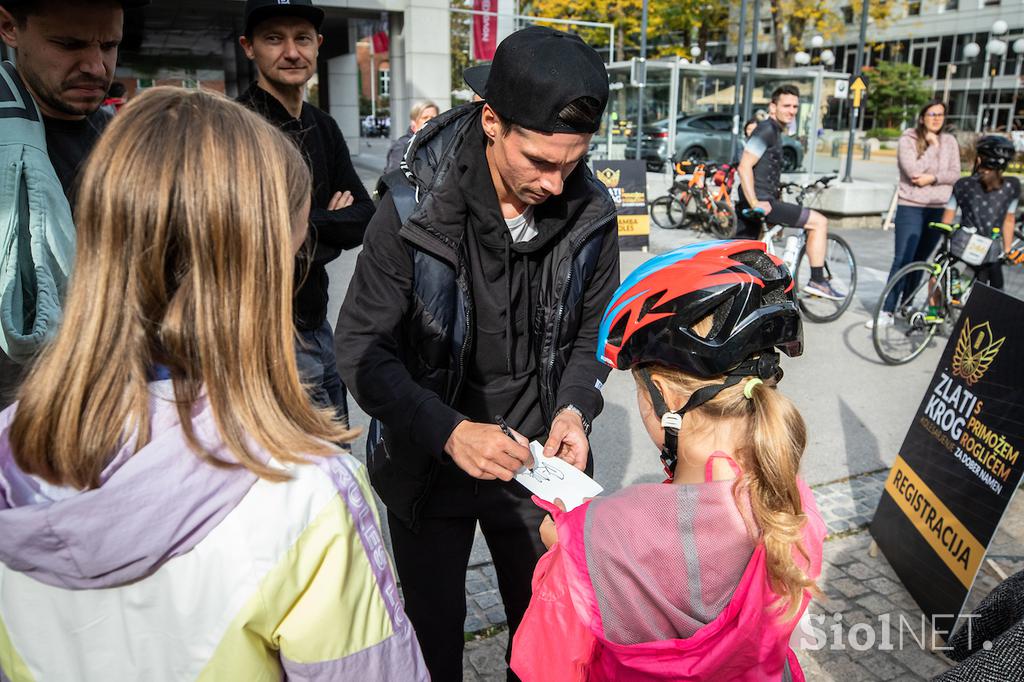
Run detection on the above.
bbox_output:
[336,26,618,681]
[0,0,145,408]
[237,0,373,426]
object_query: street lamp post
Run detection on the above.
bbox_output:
[961,41,981,129]
[977,21,1009,132]
[731,0,749,163]
[743,0,762,122]
[1010,38,1024,132]
[634,0,649,160]
[842,0,869,183]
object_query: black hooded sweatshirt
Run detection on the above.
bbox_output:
[451,124,581,440]
[336,104,619,471]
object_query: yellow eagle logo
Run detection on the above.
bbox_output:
[595,168,621,189]
[951,318,1005,385]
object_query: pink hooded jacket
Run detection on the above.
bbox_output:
[511,468,825,682]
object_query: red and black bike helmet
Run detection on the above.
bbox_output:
[596,240,803,475]
[598,239,802,375]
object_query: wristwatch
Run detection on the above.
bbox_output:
[555,404,592,436]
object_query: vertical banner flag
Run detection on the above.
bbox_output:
[870,284,1024,638]
[473,0,498,61]
[593,160,650,251]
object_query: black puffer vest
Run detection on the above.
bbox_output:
[370,103,616,529]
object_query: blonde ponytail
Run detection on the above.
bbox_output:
[745,380,818,620]
[641,365,819,621]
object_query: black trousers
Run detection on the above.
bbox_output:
[388,464,548,682]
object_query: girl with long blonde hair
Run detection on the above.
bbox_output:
[0,87,426,681]
[512,240,826,681]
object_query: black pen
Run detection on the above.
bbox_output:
[495,415,533,471]
[495,414,515,440]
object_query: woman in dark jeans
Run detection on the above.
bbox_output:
[868,99,961,328]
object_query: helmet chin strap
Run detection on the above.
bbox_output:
[639,353,782,479]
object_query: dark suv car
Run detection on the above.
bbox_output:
[642,112,803,172]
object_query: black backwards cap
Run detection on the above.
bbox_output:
[463,26,609,134]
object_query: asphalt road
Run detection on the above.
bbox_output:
[333,151,1022,564]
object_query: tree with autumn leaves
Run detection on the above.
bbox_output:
[768,0,891,67]
[522,0,893,67]
[522,0,728,60]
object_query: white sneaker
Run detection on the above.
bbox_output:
[864,312,894,330]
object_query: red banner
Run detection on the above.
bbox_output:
[473,0,497,61]
[371,31,389,55]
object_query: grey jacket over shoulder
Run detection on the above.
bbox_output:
[0,62,76,364]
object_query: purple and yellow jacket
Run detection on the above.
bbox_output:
[0,383,428,681]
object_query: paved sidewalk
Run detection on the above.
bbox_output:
[460,477,1024,681]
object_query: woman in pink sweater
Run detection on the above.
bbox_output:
[871,99,961,328]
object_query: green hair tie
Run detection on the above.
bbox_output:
[743,378,763,400]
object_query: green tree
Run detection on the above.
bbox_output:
[864,60,930,129]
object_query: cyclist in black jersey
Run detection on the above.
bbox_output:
[941,135,1020,290]
[735,85,845,301]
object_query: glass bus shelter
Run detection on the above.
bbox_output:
[596,60,852,178]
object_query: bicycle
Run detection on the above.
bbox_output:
[871,222,1024,365]
[741,175,857,323]
[649,160,736,237]
[648,163,694,230]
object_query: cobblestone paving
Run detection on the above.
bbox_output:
[460,475,1024,680]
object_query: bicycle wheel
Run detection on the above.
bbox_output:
[709,199,737,238]
[872,262,946,365]
[793,233,857,322]
[649,195,686,229]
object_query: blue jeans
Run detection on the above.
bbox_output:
[296,319,349,427]
[883,205,946,313]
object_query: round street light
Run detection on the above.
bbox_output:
[821,49,836,66]
[1014,39,1024,55]
[690,45,702,57]
[810,35,824,49]
[963,42,981,59]
[987,39,1008,57]
[991,20,1009,36]
[794,51,811,65]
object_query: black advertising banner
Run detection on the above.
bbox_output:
[593,160,649,251]
[871,284,1024,637]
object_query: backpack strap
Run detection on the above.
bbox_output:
[377,168,420,225]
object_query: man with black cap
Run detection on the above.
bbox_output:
[238,0,373,427]
[336,26,618,680]
[0,0,145,407]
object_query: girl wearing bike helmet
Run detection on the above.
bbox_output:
[941,135,1020,291]
[510,241,826,682]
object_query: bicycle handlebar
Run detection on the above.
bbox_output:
[780,175,837,194]
[927,221,957,234]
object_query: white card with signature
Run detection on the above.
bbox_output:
[514,441,604,511]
